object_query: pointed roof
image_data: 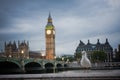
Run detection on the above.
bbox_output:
[105,38,109,44]
[79,40,85,46]
[97,39,100,45]
[48,12,52,23]
[46,12,54,30]
[87,39,91,45]
[7,41,12,47]
[13,40,16,45]
[12,41,17,50]
[48,12,52,19]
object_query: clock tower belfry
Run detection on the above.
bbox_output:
[45,13,55,60]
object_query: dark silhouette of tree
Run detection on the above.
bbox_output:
[74,52,82,63]
[91,51,107,63]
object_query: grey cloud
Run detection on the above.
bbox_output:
[0,0,120,55]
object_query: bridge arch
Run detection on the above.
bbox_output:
[0,61,21,73]
[64,64,68,67]
[45,62,54,73]
[63,64,68,70]
[25,62,42,73]
[56,63,63,71]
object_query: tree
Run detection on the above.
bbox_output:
[74,52,82,63]
[115,51,120,62]
[56,55,75,62]
[91,51,107,63]
[56,57,62,61]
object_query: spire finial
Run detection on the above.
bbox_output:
[106,38,108,42]
[48,12,52,23]
[105,38,109,44]
[79,40,85,45]
[48,11,51,19]
[87,39,90,45]
[97,39,100,44]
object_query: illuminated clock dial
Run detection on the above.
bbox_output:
[46,30,51,34]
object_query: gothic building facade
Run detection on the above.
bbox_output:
[4,41,29,59]
[75,39,113,62]
[1,14,56,60]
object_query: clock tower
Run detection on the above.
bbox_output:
[45,13,55,60]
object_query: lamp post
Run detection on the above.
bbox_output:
[27,56,29,59]
[21,50,25,73]
[54,56,56,60]
[42,60,45,73]
[62,57,64,62]
[41,53,45,59]
[21,50,24,54]
[21,50,24,59]
[67,59,69,63]
[54,62,56,73]
[9,55,11,58]
[62,57,65,71]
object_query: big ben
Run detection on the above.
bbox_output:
[45,13,55,60]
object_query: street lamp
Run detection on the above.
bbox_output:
[54,62,56,73]
[62,57,65,71]
[20,50,25,73]
[41,53,45,59]
[54,56,56,60]
[9,55,11,58]
[27,56,29,59]
[67,59,69,63]
[21,50,24,59]
[62,57,64,62]
[21,50,24,54]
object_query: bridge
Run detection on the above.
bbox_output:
[0,57,68,74]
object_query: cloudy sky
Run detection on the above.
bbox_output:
[0,0,120,56]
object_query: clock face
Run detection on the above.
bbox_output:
[46,30,51,34]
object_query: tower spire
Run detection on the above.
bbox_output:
[87,39,90,45]
[48,12,52,23]
[97,39,100,45]
[45,13,55,60]
[105,38,109,44]
[48,12,51,18]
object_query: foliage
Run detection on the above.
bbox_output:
[74,52,82,60]
[74,52,82,63]
[56,57,61,61]
[115,51,120,62]
[91,51,107,62]
[56,55,75,62]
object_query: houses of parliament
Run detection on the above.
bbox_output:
[4,41,29,58]
[0,13,119,62]
[0,13,56,60]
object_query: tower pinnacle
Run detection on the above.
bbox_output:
[45,13,55,60]
[48,12,52,23]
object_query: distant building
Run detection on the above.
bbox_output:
[114,44,120,62]
[4,40,29,59]
[29,51,41,59]
[0,52,5,57]
[75,39,113,62]
[0,40,46,59]
[29,50,46,59]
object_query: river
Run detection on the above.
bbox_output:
[0,70,120,80]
